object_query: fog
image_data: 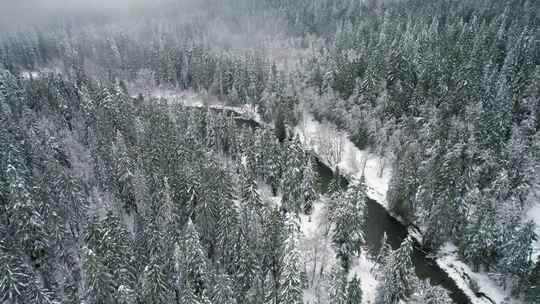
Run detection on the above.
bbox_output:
[0,0,204,32]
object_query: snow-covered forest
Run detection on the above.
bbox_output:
[0,0,539,304]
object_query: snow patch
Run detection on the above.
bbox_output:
[437,243,519,304]
[300,198,380,304]
[348,251,379,304]
[295,112,392,208]
[135,88,266,126]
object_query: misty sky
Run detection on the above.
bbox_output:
[0,0,201,32]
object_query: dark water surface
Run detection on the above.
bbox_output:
[189,105,471,304]
[313,157,470,304]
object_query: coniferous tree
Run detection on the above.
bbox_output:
[210,273,237,304]
[174,219,209,297]
[279,216,303,304]
[141,260,173,304]
[329,266,348,304]
[409,280,452,304]
[329,180,366,270]
[525,257,540,304]
[377,236,415,304]
[346,275,362,304]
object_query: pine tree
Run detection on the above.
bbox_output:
[410,280,452,304]
[260,207,286,304]
[281,137,306,214]
[85,211,135,293]
[83,248,115,304]
[0,247,30,304]
[374,232,391,269]
[525,257,540,304]
[498,221,536,288]
[141,260,172,304]
[234,233,258,301]
[346,275,362,304]
[112,131,137,214]
[329,266,348,304]
[329,181,366,270]
[210,273,237,304]
[301,155,318,215]
[377,236,415,304]
[174,219,208,296]
[279,216,303,304]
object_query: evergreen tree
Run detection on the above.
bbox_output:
[329,266,348,304]
[377,236,415,304]
[498,221,536,288]
[83,248,115,304]
[301,155,318,215]
[174,219,208,296]
[279,216,303,304]
[409,280,452,304]
[346,275,362,304]
[525,257,540,304]
[329,181,366,270]
[210,273,237,304]
[141,260,172,304]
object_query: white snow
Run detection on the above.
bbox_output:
[348,251,380,304]
[437,243,521,304]
[300,197,380,304]
[294,112,526,304]
[21,70,40,79]
[153,91,534,304]
[295,112,392,208]
[133,88,266,126]
[526,202,540,261]
[20,67,62,79]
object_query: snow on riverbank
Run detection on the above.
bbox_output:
[158,92,527,304]
[294,112,522,304]
[299,197,379,304]
[437,243,520,304]
[295,113,392,208]
[259,185,379,304]
[525,182,540,261]
[135,88,266,126]
[527,203,540,261]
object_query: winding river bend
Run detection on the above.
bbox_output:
[314,158,470,304]
[188,105,471,304]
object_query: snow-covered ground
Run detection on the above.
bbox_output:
[527,203,540,260]
[526,188,540,261]
[20,67,62,79]
[132,88,266,126]
[295,113,392,207]
[158,92,533,304]
[437,243,519,304]
[299,198,379,304]
[259,184,379,304]
[294,112,524,304]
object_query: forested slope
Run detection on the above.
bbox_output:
[0,0,539,303]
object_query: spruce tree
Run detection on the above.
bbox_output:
[174,219,208,296]
[141,260,172,304]
[346,275,362,304]
[377,236,415,304]
[210,273,237,304]
[329,181,366,270]
[279,216,303,304]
